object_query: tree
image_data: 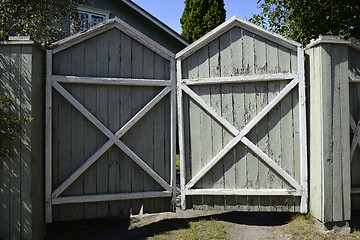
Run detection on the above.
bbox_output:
[250,0,360,46]
[0,95,31,158]
[0,0,87,47]
[180,0,226,43]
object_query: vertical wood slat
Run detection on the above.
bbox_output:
[45,50,53,223]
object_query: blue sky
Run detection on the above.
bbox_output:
[131,0,262,34]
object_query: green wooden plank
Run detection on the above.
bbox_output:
[231,27,242,76]
[119,32,132,216]
[208,38,225,210]
[331,45,343,221]
[9,45,21,238]
[293,87,300,184]
[291,50,298,74]
[0,45,11,239]
[107,28,122,217]
[266,40,279,74]
[95,32,110,218]
[254,35,267,75]
[130,39,144,215]
[196,45,211,210]
[242,30,254,75]
[82,36,98,220]
[320,45,333,222]
[338,45,350,221]
[70,42,85,220]
[141,47,155,213]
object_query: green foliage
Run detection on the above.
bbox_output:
[0,0,87,47]
[180,0,226,43]
[0,95,31,158]
[250,0,360,46]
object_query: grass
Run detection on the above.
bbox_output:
[146,219,228,240]
[176,154,180,171]
[285,214,360,240]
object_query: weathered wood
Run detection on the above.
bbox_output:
[53,191,172,205]
[185,189,302,196]
[45,50,53,223]
[53,75,171,86]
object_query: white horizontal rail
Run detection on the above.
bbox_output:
[52,191,172,205]
[351,188,360,194]
[52,75,171,86]
[349,76,360,82]
[183,73,297,85]
[185,189,302,196]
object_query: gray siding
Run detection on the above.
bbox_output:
[181,27,302,211]
[62,1,187,53]
[0,42,45,240]
[51,28,172,221]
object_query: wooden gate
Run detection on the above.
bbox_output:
[176,17,308,213]
[45,18,176,223]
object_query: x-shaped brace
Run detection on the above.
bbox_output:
[350,111,360,162]
[51,82,172,200]
[182,78,303,192]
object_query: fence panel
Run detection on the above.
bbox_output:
[46,18,176,223]
[177,17,307,213]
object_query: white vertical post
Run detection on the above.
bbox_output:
[176,58,186,210]
[170,58,177,211]
[298,46,308,213]
[45,50,53,223]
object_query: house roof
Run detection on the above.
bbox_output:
[176,16,302,60]
[50,17,175,60]
[121,0,188,46]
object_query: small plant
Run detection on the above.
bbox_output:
[0,95,31,158]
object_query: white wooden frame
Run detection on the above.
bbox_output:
[177,18,308,213]
[45,18,177,223]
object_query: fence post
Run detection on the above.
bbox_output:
[0,37,45,239]
[305,36,351,233]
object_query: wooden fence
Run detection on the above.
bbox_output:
[306,36,360,225]
[45,18,176,223]
[176,17,308,213]
[0,38,45,240]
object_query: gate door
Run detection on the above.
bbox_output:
[45,18,176,223]
[177,17,308,213]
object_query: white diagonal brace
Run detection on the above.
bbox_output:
[185,78,299,190]
[350,113,360,161]
[51,82,172,198]
[241,137,302,190]
[182,84,240,136]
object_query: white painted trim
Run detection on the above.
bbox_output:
[121,0,188,46]
[170,58,177,210]
[305,35,360,52]
[349,76,360,82]
[45,50,53,223]
[298,47,308,213]
[52,75,171,86]
[176,16,300,60]
[182,84,239,136]
[241,137,302,190]
[184,78,299,191]
[351,188,360,194]
[350,112,360,162]
[177,59,186,210]
[51,82,172,197]
[77,6,111,17]
[52,17,175,61]
[52,191,172,205]
[183,73,297,85]
[185,189,303,196]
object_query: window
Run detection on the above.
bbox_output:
[72,6,110,33]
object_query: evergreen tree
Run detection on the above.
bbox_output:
[180,0,226,43]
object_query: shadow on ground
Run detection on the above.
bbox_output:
[46,211,293,240]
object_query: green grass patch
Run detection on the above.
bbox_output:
[146,219,228,240]
[176,154,180,171]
